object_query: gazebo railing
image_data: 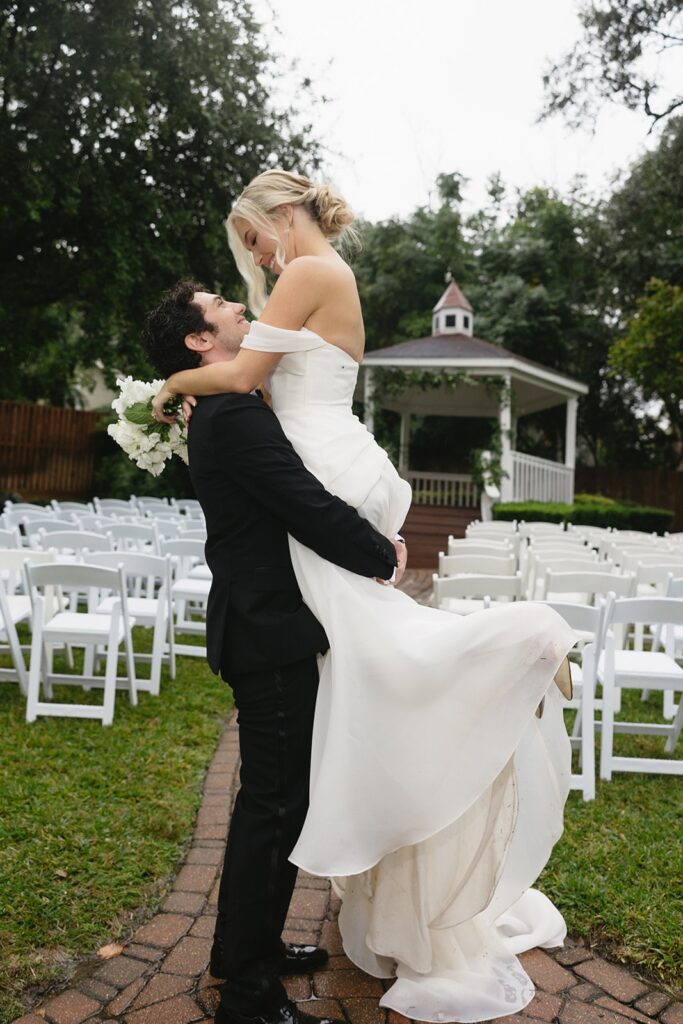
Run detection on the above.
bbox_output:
[403,471,479,507]
[511,452,574,504]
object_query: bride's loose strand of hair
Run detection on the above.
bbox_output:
[225,169,360,315]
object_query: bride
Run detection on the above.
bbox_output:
[152,170,577,1023]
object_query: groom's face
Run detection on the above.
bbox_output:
[191,291,250,355]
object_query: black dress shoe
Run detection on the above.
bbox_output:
[210,938,328,979]
[215,998,344,1024]
[281,943,328,974]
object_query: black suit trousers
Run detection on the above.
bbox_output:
[216,655,320,1016]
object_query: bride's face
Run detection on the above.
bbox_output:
[234,212,291,275]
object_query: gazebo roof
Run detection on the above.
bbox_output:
[361,331,588,417]
[433,282,473,313]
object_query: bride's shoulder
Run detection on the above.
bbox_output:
[277,254,351,287]
[263,256,356,329]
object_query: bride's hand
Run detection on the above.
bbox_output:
[151,380,179,424]
[182,396,197,425]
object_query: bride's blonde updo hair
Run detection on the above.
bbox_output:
[226,169,358,314]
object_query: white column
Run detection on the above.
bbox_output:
[363,368,375,434]
[565,397,578,467]
[564,396,578,504]
[499,375,513,502]
[398,412,411,474]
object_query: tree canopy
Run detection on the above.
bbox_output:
[0,0,320,403]
[609,279,683,467]
[351,114,683,471]
[541,0,683,131]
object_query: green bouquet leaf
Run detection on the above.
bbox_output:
[123,400,154,425]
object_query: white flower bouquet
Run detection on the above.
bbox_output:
[108,376,189,477]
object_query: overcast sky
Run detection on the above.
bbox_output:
[251,0,675,222]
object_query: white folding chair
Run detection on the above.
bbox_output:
[432,572,523,615]
[160,538,210,658]
[152,519,182,540]
[24,518,79,548]
[0,549,61,690]
[135,497,171,514]
[84,552,175,695]
[519,522,567,539]
[651,575,683,720]
[466,519,518,535]
[447,537,514,556]
[105,522,160,555]
[438,552,516,577]
[25,562,137,726]
[539,569,635,606]
[37,529,113,556]
[599,595,683,778]
[536,599,612,801]
[526,551,601,600]
[0,527,21,549]
[51,500,94,515]
[93,497,136,514]
[180,529,208,541]
[171,498,203,517]
[4,501,50,517]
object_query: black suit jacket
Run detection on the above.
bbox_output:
[187,393,397,677]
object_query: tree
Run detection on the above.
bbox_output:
[354,176,674,469]
[541,0,683,131]
[608,279,683,467]
[352,173,474,351]
[600,116,683,313]
[0,0,320,404]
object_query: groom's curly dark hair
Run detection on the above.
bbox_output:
[142,279,216,377]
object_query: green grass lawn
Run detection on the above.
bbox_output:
[541,693,683,991]
[0,628,233,1024]
[0,633,681,1023]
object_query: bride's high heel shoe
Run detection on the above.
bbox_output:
[536,656,573,717]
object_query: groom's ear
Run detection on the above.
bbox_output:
[184,332,213,354]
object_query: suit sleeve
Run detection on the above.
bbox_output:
[209,396,397,580]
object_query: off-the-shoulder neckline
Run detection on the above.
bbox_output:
[254,322,363,367]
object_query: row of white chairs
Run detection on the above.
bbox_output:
[446,521,683,602]
[0,534,213,725]
[431,572,683,796]
[3,496,204,518]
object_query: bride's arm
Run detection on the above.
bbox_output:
[152,258,326,422]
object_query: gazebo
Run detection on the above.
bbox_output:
[360,281,588,510]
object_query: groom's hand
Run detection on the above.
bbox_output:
[392,535,407,586]
[375,535,407,587]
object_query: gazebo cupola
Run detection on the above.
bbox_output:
[432,279,474,337]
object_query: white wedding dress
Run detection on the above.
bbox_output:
[242,322,578,1023]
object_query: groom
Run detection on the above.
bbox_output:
[142,281,405,1024]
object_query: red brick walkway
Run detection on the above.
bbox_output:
[12,573,682,1024]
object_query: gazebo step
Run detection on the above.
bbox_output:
[401,505,479,569]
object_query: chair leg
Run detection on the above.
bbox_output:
[599,670,615,782]
[124,628,138,707]
[42,641,54,699]
[102,634,119,727]
[25,610,44,722]
[167,616,176,679]
[663,690,678,720]
[664,695,683,754]
[4,614,28,695]
[582,650,596,800]
[150,614,165,697]
[83,642,95,686]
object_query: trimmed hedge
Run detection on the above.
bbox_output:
[492,494,673,533]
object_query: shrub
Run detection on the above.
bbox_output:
[492,502,572,523]
[492,494,673,533]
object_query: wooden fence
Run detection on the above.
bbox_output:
[575,466,683,531]
[0,401,101,500]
